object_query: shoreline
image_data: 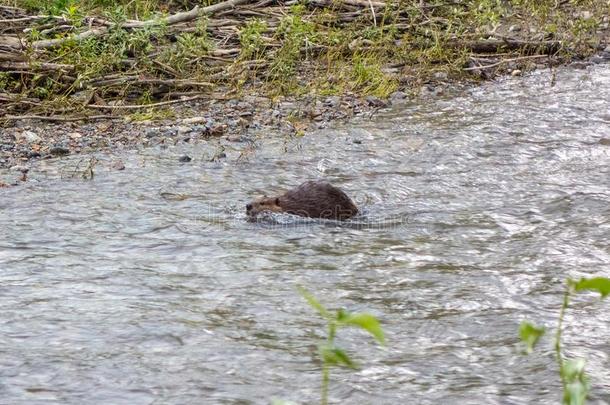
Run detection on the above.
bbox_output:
[1,54,610,182]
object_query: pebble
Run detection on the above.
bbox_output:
[433,71,448,81]
[365,96,388,108]
[112,160,126,170]
[419,84,436,96]
[208,124,227,136]
[390,91,407,101]
[18,130,41,143]
[178,155,192,162]
[570,61,590,69]
[578,11,593,20]
[182,117,207,124]
[590,53,610,64]
[163,128,177,137]
[68,132,82,139]
[49,146,70,156]
[599,138,610,146]
[177,125,192,135]
[324,96,341,108]
[10,165,29,172]
[237,101,253,111]
[145,128,159,138]
[511,69,522,77]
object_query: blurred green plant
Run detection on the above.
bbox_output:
[298,286,385,405]
[520,277,610,405]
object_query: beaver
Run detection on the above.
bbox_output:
[246,180,358,220]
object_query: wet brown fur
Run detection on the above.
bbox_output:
[247,181,358,220]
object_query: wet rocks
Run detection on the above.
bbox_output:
[590,52,610,64]
[112,160,126,170]
[182,116,207,125]
[177,125,192,135]
[365,96,388,108]
[10,165,29,173]
[145,128,159,138]
[0,87,406,168]
[49,146,70,156]
[433,71,449,81]
[178,155,192,162]
[323,96,341,108]
[17,131,40,144]
[390,91,407,103]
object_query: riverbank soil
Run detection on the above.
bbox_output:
[0,0,609,171]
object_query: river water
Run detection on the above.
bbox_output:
[1,65,609,404]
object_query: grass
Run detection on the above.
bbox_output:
[0,0,608,116]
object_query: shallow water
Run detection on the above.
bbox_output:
[1,65,609,404]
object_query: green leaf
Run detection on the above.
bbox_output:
[297,286,330,319]
[519,321,545,354]
[338,312,385,345]
[572,277,610,298]
[561,358,589,405]
[319,344,358,369]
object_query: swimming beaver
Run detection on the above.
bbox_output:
[246,180,358,220]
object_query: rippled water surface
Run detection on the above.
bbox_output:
[1,65,610,404]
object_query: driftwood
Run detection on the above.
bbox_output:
[0,61,75,71]
[3,114,123,122]
[454,39,563,54]
[464,54,550,71]
[84,94,207,110]
[24,0,254,50]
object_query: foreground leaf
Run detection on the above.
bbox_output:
[338,312,385,345]
[519,321,545,354]
[572,277,610,298]
[561,358,589,405]
[297,286,330,319]
[319,345,358,369]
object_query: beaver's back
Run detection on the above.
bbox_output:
[279,181,358,220]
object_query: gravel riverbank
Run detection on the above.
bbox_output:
[2,51,610,186]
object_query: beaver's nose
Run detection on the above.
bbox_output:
[246,203,252,211]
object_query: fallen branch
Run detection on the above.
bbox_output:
[88,76,215,88]
[3,114,123,122]
[0,15,68,24]
[464,54,550,71]
[85,94,206,110]
[31,27,108,50]
[453,39,563,54]
[0,61,75,71]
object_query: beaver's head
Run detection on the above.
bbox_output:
[246,196,282,217]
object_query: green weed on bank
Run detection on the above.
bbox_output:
[1,0,607,115]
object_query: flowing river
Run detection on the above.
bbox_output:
[1,65,609,404]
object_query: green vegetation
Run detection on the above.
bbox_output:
[520,277,610,405]
[298,286,385,405]
[0,0,607,117]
